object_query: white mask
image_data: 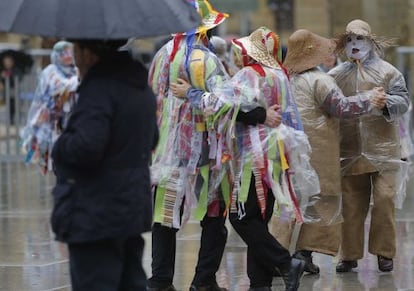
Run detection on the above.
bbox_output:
[345,34,372,61]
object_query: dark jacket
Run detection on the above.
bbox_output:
[51,52,158,243]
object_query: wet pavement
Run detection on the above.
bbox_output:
[0,161,413,291]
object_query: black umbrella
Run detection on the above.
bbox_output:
[0,49,33,76]
[0,0,201,39]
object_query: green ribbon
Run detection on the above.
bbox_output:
[239,159,252,203]
[194,165,210,220]
[153,186,167,223]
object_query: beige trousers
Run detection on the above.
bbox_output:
[340,172,396,260]
[269,218,340,256]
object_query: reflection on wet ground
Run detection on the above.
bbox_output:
[0,161,413,290]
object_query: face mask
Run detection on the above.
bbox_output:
[345,34,372,60]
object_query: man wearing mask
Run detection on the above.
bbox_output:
[281,29,387,274]
[329,19,410,273]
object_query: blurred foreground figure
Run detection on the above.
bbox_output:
[21,41,78,174]
[51,39,158,290]
[329,19,410,273]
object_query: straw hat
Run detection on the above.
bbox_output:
[334,19,394,56]
[233,26,281,68]
[283,29,335,74]
[184,0,228,35]
[345,19,372,37]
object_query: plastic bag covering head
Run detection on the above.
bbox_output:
[51,41,77,77]
[346,19,372,37]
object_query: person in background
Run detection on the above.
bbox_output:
[329,19,410,273]
[0,50,33,124]
[50,39,158,290]
[210,36,232,75]
[21,41,79,175]
[147,1,230,290]
[280,29,387,274]
[317,52,341,73]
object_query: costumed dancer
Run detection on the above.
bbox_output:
[147,1,231,290]
[276,29,387,274]
[329,19,410,273]
[21,41,78,174]
[171,27,318,291]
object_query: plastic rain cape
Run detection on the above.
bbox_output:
[329,52,411,208]
[148,38,231,229]
[198,65,320,224]
[289,70,383,225]
[20,64,78,175]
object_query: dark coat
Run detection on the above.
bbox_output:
[51,52,158,243]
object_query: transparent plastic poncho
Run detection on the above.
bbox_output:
[148,38,231,228]
[329,53,411,208]
[193,65,320,223]
[21,59,78,174]
[290,69,384,225]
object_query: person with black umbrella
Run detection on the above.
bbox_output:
[0,49,33,124]
[50,39,158,290]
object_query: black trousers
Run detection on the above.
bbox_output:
[147,214,227,288]
[229,179,292,288]
[68,236,147,291]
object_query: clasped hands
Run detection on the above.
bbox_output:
[371,87,387,110]
[171,78,282,128]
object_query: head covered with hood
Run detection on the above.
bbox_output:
[334,19,394,61]
[51,41,77,77]
[283,29,335,74]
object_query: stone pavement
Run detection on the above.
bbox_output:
[0,161,413,290]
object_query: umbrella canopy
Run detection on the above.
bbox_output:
[0,0,201,39]
[0,49,33,75]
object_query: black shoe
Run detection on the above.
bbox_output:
[281,258,306,291]
[378,255,393,272]
[293,251,320,274]
[147,285,177,291]
[248,287,272,291]
[335,260,357,273]
[189,282,228,291]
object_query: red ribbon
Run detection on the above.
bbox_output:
[169,33,183,63]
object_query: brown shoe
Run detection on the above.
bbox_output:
[335,260,357,272]
[378,255,393,272]
[293,251,320,274]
